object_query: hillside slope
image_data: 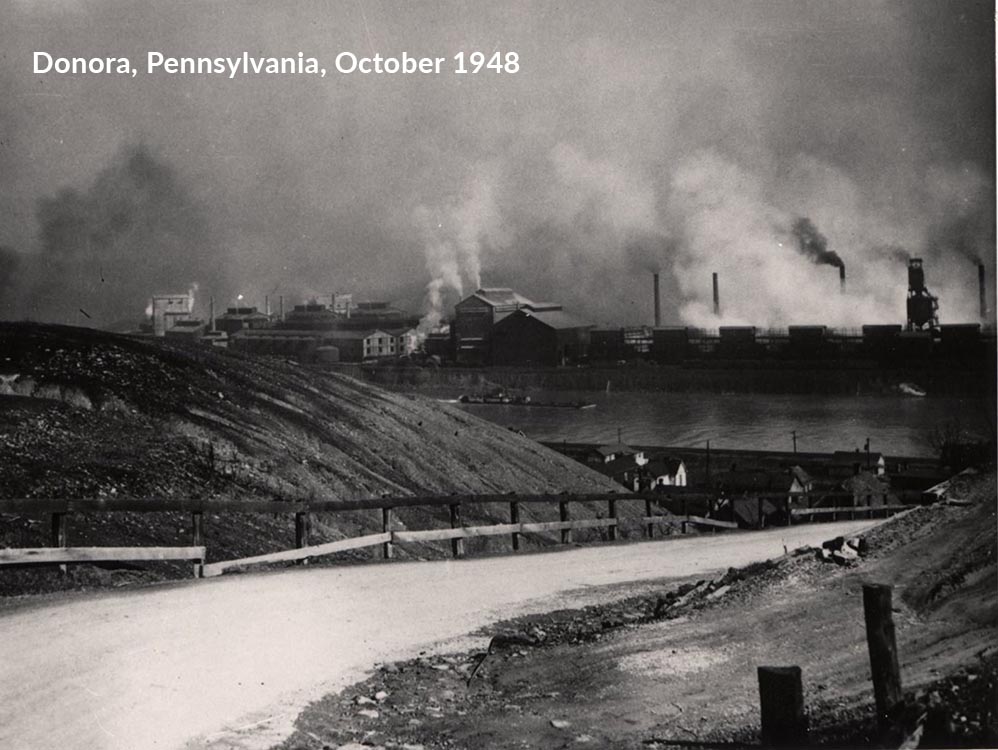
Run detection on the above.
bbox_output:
[0,323,621,591]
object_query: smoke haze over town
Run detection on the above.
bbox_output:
[0,0,993,329]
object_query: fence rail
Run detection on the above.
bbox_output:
[0,490,918,579]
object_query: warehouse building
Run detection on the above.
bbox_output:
[453,288,562,365]
[490,309,593,366]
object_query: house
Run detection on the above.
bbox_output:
[600,454,644,490]
[830,450,886,477]
[789,465,813,494]
[363,330,398,359]
[490,309,593,366]
[585,444,647,466]
[647,457,687,488]
[391,328,420,356]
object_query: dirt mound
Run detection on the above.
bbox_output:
[0,323,621,595]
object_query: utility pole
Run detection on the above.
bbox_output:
[791,430,797,455]
[706,439,711,488]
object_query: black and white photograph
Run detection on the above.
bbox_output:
[1,1,996,748]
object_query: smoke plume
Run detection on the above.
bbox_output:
[12,145,227,328]
[790,217,844,269]
[0,1,992,329]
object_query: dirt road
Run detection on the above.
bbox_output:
[0,521,878,750]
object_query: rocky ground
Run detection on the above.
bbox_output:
[0,323,623,597]
[276,472,997,750]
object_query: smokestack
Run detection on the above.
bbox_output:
[653,272,661,327]
[209,296,215,332]
[279,295,284,322]
[264,295,270,317]
[712,272,720,316]
[839,265,846,294]
[979,263,988,320]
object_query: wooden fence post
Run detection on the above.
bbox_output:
[382,507,393,559]
[191,511,204,578]
[559,500,572,544]
[862,583,902,736]
[51,512,68,574]
[644,498,654,539]
[295,512,311,565]
[607,498,617,541]
[509,501,520,551]
[757,497,764,530]
[785,496,793,526]
[449,503,464,558]
[758,665,807,746]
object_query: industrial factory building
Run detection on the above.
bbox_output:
[149,293,194,336]
[490,309,593,366]
[453,288,567,365]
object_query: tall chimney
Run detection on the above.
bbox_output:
[279,295,285,322]
[208,296,215,332]
[839,265,846,294]
[712,272,720,317]
[979,263,987,321]
[653,272,661,327]
[264,295,270,317]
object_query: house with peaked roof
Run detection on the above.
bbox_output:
[647,457,688,488]
[599,454,644,490]
[789,465,813,494]
[585,443,647,466]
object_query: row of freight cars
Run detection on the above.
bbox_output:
[590,323,994,364]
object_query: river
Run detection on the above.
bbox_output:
[443,391,993,457]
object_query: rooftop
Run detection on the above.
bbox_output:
[499,308,591,331]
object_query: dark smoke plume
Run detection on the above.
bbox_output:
[20,145,227,328]
[790,217,844,269]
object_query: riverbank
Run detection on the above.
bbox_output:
[329,360,996,397]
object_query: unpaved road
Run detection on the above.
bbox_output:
[0,521,878,750]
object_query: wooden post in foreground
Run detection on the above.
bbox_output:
[295,512,310,565]
[449,503,464,558]
[509,501,520,551]
[191,511,204,577]
[381,507,393,559]
[644,498,654,538]
[559,500,572,544]
[607,498,617,541]
[758,665,807,746]
[863,583,902,735]
[51,512,68,574]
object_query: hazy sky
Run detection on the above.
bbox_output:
[1,0,994,328]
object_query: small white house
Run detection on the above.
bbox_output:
[788,465,813,494]
[587,444,648,466]
[647,457,687,488]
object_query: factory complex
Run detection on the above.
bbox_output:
[143,258,994,368]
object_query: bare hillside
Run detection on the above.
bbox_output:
[0,323,620,593]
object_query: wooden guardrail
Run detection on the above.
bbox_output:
[0,490,918,579]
